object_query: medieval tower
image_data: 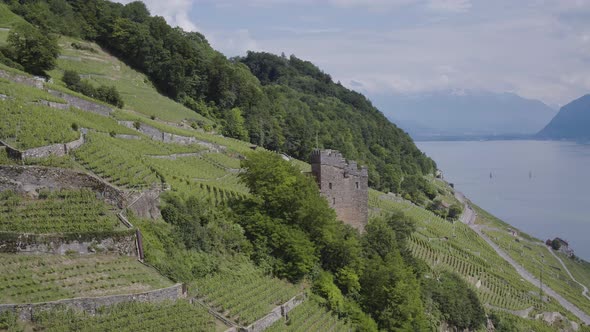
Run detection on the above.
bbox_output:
[310,149,368,231]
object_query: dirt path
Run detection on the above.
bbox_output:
[545,246,590,301]
[455,192,590,324]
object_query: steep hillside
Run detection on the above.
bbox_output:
[537,94,590,141]
[0,0,435,195]
[0,2,589,332]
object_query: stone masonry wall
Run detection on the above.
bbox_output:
[244,295,305,332]
[310,149,369,231]
[0,133,85,161]
[0,231,137,256]
[47,89,112,116]
[118,121,223,151]
[0,166,125,208]
[0,283,185,321]
[0,70,44,89]
[126,187,163,220]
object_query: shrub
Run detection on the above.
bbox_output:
[71,122,79,131]
[62,70,81,88]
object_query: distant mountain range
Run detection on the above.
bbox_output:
[537,94,590,141]
[369,90,557,140]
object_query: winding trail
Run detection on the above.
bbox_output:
[455,191,590,325]
[545,246,590,301]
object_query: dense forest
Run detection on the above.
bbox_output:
[1,0,435,194]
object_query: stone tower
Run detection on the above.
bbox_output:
[310,149,368,231]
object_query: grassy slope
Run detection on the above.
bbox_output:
[48,36,211,124]
[0,4,26,28]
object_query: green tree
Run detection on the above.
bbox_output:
[223,107,248,140]
[423,271,486,330]
[6,23,59,75]
[551,239,562,251]
[360,216,427,330]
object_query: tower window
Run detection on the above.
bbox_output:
[356,182,359,189]
[329,182,332,189]
[332,197,336,205]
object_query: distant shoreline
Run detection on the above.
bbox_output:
[413,135,589,143]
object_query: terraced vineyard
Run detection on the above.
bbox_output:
[193,261,301,326]
[475,206,590,317]
[30,300,215,332]
[370,193,548,311]
[149,155,248,203]
[74,132,162,188]
[0,254,173,304]
[0,99,79,150]
[0,189,121,233]
[266,298,352,332]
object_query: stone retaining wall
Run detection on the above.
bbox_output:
[0,70,44,89]
[0,133,85,161]
[0,166,125,208]
[0,283,185,321]
[118,121,223,151]
[114,134,140,140]
[48,89,112,116]
[36,99,70,110]
[0,231,137,256]
[245,294,305,332]
[126,187,162,219]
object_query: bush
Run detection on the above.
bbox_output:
[71,42,96,53]
[71,122,79,131]
[96,85,124,108]
[62,70,81,88]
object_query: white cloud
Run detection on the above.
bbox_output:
[114,0,199,31]
[112,0,590,105]
[426,0,471,13]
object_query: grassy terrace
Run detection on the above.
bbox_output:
[28,300,216,332]
[266,298,352,332]
[0,254,172,304]
[369,191,569,315]
[0,99,79,150]
[0,77,65,103]
[475,205,590,316]
[49,36,211,124]
[192,260,301,326]
[0,189,121,233]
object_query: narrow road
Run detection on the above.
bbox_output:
[545,246,590,301]
[455,192,590,325]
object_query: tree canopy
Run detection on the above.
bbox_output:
[3,22,59,75]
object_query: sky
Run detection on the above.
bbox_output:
[116,0,590,107]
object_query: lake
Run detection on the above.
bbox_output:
[417,140,590,260]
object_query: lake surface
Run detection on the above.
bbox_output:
[417,140,590,260]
